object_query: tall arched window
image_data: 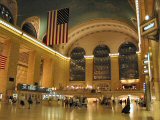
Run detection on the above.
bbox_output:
[22,22,37,38]
[93,45,111,80]
[0,4,14,24]
[119,42,139,80]
[70,47,85,81]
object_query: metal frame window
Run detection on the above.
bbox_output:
[119,42,139,80]
[93,45,111,80]
[70,47,86,81]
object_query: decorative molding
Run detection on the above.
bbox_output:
[64,19,138,55]
[68,23,137,42]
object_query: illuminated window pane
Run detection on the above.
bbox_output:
[119,42,139,80]
[70,47,85,81]
[93,45,111,80]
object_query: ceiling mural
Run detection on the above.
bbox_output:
[17,0,136,39]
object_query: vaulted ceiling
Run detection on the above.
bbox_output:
[17,0,136,39]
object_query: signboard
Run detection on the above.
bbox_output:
[17,83,52,93]
[140,18,158,36]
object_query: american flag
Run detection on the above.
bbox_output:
[0,55,7,69]
[46,8,69,46]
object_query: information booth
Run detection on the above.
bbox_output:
[17,83,53,104]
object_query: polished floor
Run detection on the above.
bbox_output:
[0,101,159,120]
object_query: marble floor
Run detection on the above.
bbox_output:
[0,101,159,120]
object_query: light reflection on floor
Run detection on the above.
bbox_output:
[0,102,158,120]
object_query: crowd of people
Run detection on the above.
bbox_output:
[8,94,40,109]
[60,96,88,108]
[7,93,146,114]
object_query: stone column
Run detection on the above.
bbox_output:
[0,41,20,100]
[85,58,93,86]
[64,59,70,87]
[145,75,151,111]
[151,40,160,101]
[27,51,41,85]
[111,56,120,90]
[41,58,53,88]
[52,57,66,89]
[137,53,143,90]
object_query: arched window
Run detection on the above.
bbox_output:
[93,45,111,80]
[119,42,139,80]
[0,4,14,24]
[70,47,85,81]
[22,22,37,38]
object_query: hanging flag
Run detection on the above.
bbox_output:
[46,8,69,46]
[0,55,7,69]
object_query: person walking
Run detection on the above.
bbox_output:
[122,96,130,114]
[19,94,25,108]
[28,95,33,109]
[126,96,130,105]
[9,96,13,105]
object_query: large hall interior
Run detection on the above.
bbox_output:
[0,0,160,120]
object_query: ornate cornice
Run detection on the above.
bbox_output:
[63,19,138,55]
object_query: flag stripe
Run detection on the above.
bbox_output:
[52,11,56,46]
[53,11,57,45]
[59,25,61,44]
[0,55,7,69]
[66,23,68,43]
[62,24,65,43]
[55,25,58,45]
[60,24,63,44]
[46,11,51,46]
[64,23,67,43]
[56,25,60,44]
[50,11,54,45]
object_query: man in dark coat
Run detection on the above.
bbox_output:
[122,96,130,114]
